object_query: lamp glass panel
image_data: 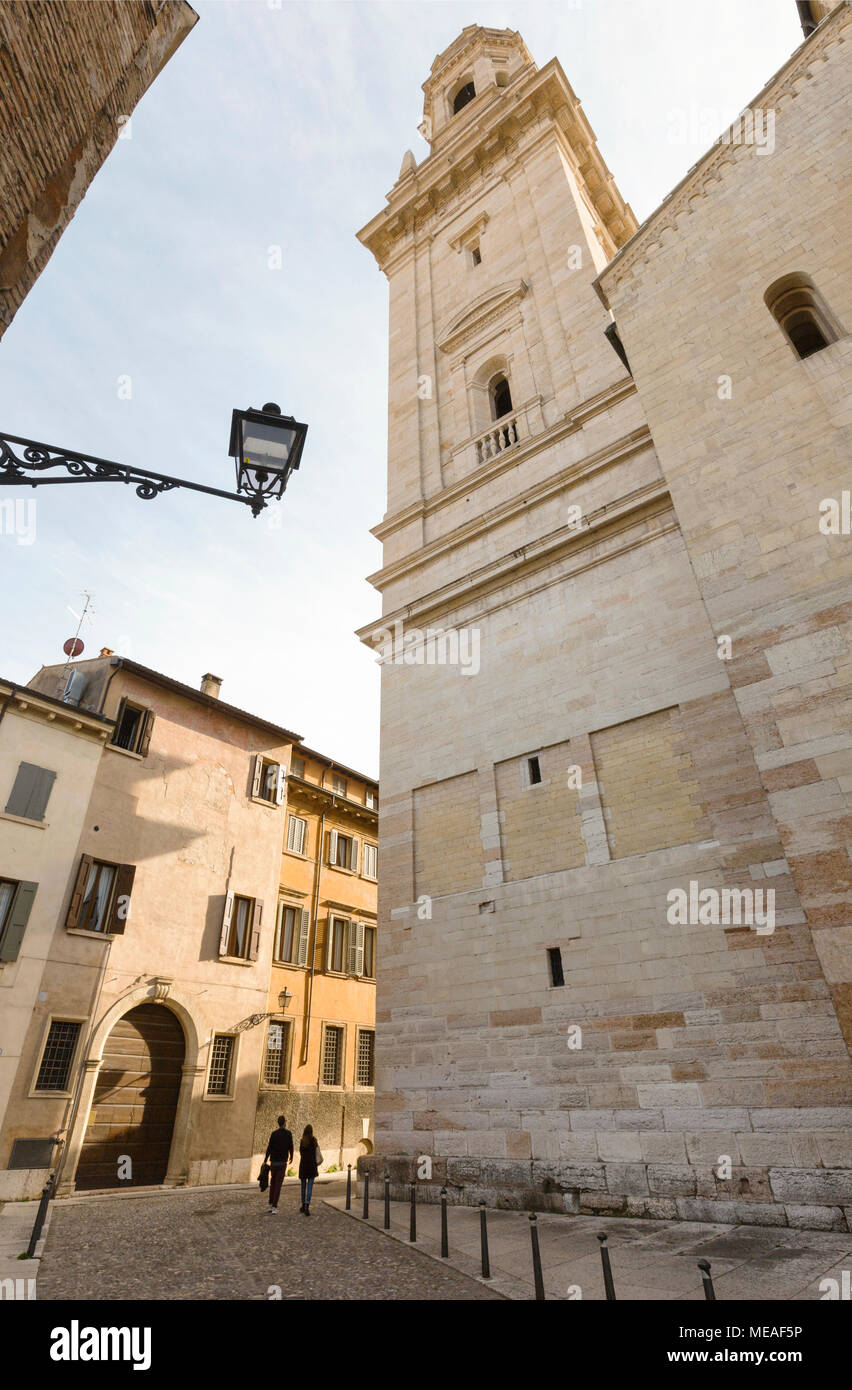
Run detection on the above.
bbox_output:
[240,419,296,475]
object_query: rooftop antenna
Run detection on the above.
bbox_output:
[59,590,95,688]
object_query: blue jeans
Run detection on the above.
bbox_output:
[300,1177,314,1207]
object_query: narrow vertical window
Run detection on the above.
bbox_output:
[528,756,542,786]
[208,1035,235,1094]
[548,947,565,988]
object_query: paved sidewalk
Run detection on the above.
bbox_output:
[34,1180,503,1301]
[328,1195,852,1301]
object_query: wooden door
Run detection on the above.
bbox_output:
[75,1004,185,1191]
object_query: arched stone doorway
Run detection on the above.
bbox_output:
[75,1003,185,1191]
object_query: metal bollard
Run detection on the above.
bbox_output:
[409,1181,417,1242]
[384,1172,391,1230]
[597,1232,617,1301]
[27,1173,55,1259]
[345,1164,352,1211]
[362,1170,370,1220]
[698,1258,716,1301]
[529,1213,545,1301]
[440,1187,449,1258]
[479,1201,491,1279]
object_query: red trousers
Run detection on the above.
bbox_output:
[269,1165,286,1207]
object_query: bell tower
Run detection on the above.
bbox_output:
[355,27,828,1223]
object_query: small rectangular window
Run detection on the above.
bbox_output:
[35,1020,82,1092]
[228,895,255,959]
[365,788,377,810]
[275,904,297,963]
[362,843,377,880]
[471,243,481,266]
[333,775,347,797]
[291,756,305,779]
[548,947,564,988]
[286,815,307,855]
[335,834,353,869]
[263,1020,291,1086]
[5,762,56,821]
[79,861,117,933]
[321,1025,344,1086]
[528,756,542,786]
[111,700,152,755]
[356,1029,375,1087]
[207,1035,235,1095]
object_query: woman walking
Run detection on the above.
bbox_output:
[298,1124,321,1216]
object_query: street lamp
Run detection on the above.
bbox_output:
[0,400,307,517]
[229,403,307,507]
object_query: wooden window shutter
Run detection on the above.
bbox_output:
[65,855,94,930]
[112,697,127,744]
[0,881,38,963]
[350,837,359,873]
[296,908,310,966]
[137,710,155,758]
[274,764,286,805]
[252,755,264,798]
[250,900,263,960]
[347,920,365,976]
[219,891,234,956]
[326,917,336,971]
[107,863,136,936]
[328,828,338,865]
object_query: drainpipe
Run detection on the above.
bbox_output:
[301,807,326,1066]
[796,1,817,36]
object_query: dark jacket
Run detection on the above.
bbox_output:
[298,1137,319,1179]
[265,1127,294,1167]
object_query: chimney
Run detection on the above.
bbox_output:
[99,647,115,657]
[796,1,818,36]
[201,673,223,699]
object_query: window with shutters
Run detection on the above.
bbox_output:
[332,774,348,797]
[207,1034,235,1095]
[33,1020,83,1093]
[65,856,134,936]
[362,843,377,880]
[286,815,307,855]
[326,916,348,974]
[320,1024,344,1087]
[274,903,310,966]
[252,755,285,806]
[0,877,38,964]
[226,895,258,959]
[363,925,377,981]
[365,788,377,810]
[356,1028,375,1087]
[110,700,154,756]
[262,1019,292,1086]
[290,755,305,779]
[328,830,358,872]
[5,762,56,822]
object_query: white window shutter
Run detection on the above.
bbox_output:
[348,920,365,976]
[274,764,286,805]
[219,891,234,955]
[296,908,310,966]
[252,755,263,798]
[328,828,338,865]
[350,837,359,873]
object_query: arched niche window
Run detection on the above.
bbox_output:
[765,273,842,360]
[452,80,476,115]
[490,373,513,420]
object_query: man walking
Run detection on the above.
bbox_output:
[264,1115,294,1213]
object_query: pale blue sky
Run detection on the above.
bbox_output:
[0,0,803,776]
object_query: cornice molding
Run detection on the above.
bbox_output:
[371,375,637,544]
[596,2,851,303]
[367,422,655,594]
[357,483,676,642]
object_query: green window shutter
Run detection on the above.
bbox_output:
[0,881,38,963]
[6,763,56,820]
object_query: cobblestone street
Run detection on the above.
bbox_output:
[36,1181,503,1301]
